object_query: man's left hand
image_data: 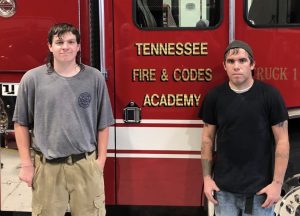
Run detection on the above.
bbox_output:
[257,181,282,208]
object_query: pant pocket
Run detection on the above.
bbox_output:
[92,158,104,175]
[94,194,106,216]
[32,154,43,190]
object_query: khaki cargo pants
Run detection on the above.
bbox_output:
[32,151,105,216]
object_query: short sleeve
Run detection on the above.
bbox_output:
[267,87,288,126]
[96,73,114,130]
[198,90,218,125]
[12,72,35,128]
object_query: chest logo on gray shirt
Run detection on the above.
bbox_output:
[78,92,91,108]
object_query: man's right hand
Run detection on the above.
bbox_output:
[203,176,220,204]
[19,165,34,187]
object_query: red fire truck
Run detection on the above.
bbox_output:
[1,0,299,215]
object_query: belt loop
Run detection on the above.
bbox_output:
[85,152,89,159]
[244,195,254,215]
[34,150,46,164]
[67,156,73,165]
[42,155,46,164]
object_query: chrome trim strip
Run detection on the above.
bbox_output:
[99,0,107,78]
[229,0,235,43]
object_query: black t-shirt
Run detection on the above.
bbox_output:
[199,80,288,194]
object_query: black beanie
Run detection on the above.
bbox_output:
[224,40,253,58]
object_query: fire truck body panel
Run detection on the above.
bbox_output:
[112,0,226,207]
[235,0,300,108]
[1,0,300,215]
[0,0,80,72]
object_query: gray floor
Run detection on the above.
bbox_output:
[1,147,32,212]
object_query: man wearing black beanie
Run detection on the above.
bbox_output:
[199,40,289,216]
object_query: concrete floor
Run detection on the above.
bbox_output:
[1,147,32,212]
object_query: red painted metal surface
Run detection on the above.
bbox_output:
[113,0,228,120]
[1,0,300,212]
[116,158,202,206]
[235,1,300,108]
[0,0,80,74]
[112,0,228,206]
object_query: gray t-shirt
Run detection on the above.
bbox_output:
[13,64,114,159]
